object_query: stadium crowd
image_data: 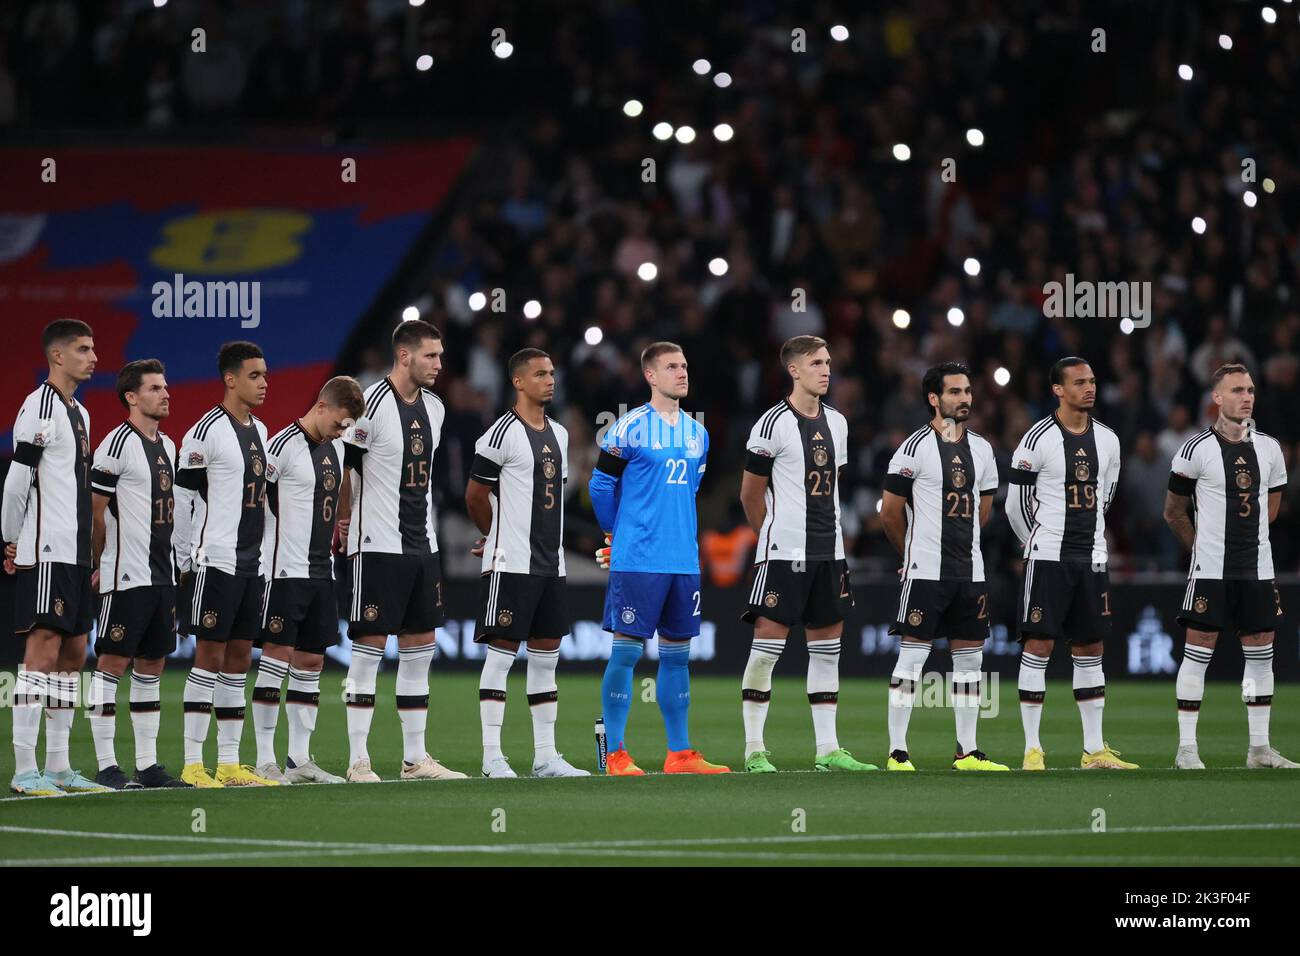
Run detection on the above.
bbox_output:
[6,0,1300,580]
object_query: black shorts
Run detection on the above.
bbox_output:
[890,578,990,643]
[348,551,444,637]
[261,577,340,653]
[475,572,568,643]
[14,561,94,637]
[1177,578,1283,635]
[94,585,177,659]
[1018,560,1112,645]
[741,559,854,629]
[188,567,266,643]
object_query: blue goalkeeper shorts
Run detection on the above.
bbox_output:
[602,571,701,640]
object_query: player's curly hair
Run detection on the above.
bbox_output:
[922,362,971,410]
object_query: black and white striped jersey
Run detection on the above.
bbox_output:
[470,409,569,576]
[884,424,1000,582]
[91,422,177,591]
[1169,427,1287,580]
[343,377,444,556]
[2,382,92,567]
[744,399,849,562]
[263,421,344,581]
[1007,412,1121,564]
[174,405,269,576]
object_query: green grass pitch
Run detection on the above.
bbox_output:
[1,673,1297,866]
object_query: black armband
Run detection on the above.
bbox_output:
[12,442,42,467]
[883,472,914,502]
[1007,468,1038,486]
[596,449,629,478]
[343,443,366,471]
[1270,485,1286,495]
[1168,473,1197,496]
[175,468,207,494]
[469,454,502,485]
[744,451,775,477]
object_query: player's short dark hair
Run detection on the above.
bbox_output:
[1212,363,1251,389]
[217,341,264,377]
[780,335,828,369]
[116,359,166,409]
[922,362,972,410]
[392,319,442,354]
[318,375,365,418]
[1050,356,1091,386]
[42,319,94,353]
[641,341,684,370]
[508,348,551,382]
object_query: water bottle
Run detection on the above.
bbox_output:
[595,716,608,773]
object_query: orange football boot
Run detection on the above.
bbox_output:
[663,749,731,774]
[605,748,645,776]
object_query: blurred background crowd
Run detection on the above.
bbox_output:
[5,0,1299,583]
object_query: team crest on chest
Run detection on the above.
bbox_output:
[1235,468,1252,489]
[1074,461,1090,481]
[158,470,172,492]
[411,435,425,456]
[686,434,702,457]
[323,471,337,492]
[813,446,829,467]
[542,459,557,479]
[251,456,264,477]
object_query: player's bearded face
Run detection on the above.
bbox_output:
[940,393,970,421]
[138,375,169,420]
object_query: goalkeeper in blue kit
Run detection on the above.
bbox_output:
[588,342,730,775]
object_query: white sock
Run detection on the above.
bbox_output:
[1243,643,1275,748]
[12,671,46,775]
[252,656,289,768]
[1176,643,1212,747]
[479,644,515,762]
[286,667,322,766]
[129,670,162,771]
[1018,651,1049,752]
[44,675,77,774]
[214,672,247,765]
[951,646,983,755]
[1072,653,1106,754]
[741,639,784,757]
[396,642,436,764]
[87,670,120,771]
[888,640,931,754]
[526,646,560,764]
[807,638,841,756]
[182,666,217,765]
[345,642,383,764]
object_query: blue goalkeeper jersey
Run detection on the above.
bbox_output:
[589,403,708,574]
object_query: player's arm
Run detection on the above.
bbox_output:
[1102,438,1120,515]
[89,437,121,570]
[741,417,780,533]
[1267,440,1287,523]
[1165,442,1202,551]
[977,440,999,528]
[467,424,508,543]
[1005,439,1041,547]
[880,442,918,558]
[588,436,631,534]
[2,405,49,549]
[172,435,209,576]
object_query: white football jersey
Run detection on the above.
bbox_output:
[470,409,568,576]
[173,405,269,576]
[1007,412,1120,564]
[745,399,848,563]
[344,377,444,556]
[2,382,92,567]
[1170,427,1287,580]
[91,422,177,592]
[264,421,344,581]
[884,424,999,582]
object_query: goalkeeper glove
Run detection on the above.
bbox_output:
[595,533,612,570]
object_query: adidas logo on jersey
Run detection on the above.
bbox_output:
[322,456,333,465]
[410,420,421,429]
[812,431,824,440]
[156,456,166,465]
[951,455,961,463]
[1235,456,1247,465]
[250,441,258,450]
[279,570,288,577]
[1075,448,1087,456]
[542,444,552,452]
[653,442,662,450]
[122,573,130,581]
